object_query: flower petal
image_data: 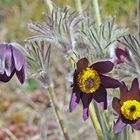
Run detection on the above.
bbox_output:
[120,82,128,102]
[100,75,121,88]
[83,108,89,120]
[12,45,25,71]
[115,59,124,65]
[114,118,126,134]
[0,71,15,82]
[69,86,81,112]
[132,119,140,130]
[16,64,26,84]
[93,85,107,109]
[130,78,139,93]
[112,97,121,114]
[5,45,15,76]
[90,61,114,74]
[81,93,92,120]
[128,78,140,101]
[0,44,6,74]
[115,48,129,59]
[73,70,78,84]
[76,58,89,72]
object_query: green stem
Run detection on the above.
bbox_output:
[93,102,108,139]
[92,0,101,26]
[75,0,82,14]
[42,2,70,139]
[137,0,140,33]
[47,86,70,140]
[89,104,103,140]
[44,0,53,13]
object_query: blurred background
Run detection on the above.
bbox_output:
[0,0,138,140]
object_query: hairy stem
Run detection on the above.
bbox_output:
[41,2,70,139]
[137,0,140,42]
[89,104,103,140]
[92,0,101,26]
[75,0,82,14]
[137,0,140,34]
[47,85,70,140]
[44,0,53,13]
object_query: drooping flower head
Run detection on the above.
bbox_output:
[112,78,140,133]
[115,47,131,64]
[69,58,121,120]
[0,43,26,84]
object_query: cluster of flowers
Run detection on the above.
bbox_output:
[0,43,140,134]
[69,47,140,133]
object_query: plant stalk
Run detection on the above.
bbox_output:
[42,1,70,139]
[47,85,70,140]
[44,0,53,13]
[89,104,103,140]
[92,0,101,26]
[75,0,82,14]
[137,0,140,34]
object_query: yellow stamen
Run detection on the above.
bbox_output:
[121,100,140,121]
[77,67,100,94]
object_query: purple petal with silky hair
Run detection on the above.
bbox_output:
[0,44,6,74]
[69,86,81,112]
[0,71,15,82]
[91,61,114,74]
[132,119,140,130]
[114,118,126,134]
[16,64,26,84]
[120,82,128,101]
[112,97,121,114]
[100,75,121,88]
[81,93,92,120]
[83,108,89,120]
[5,45,14,77]
[76,58,89,72]
[93,85,107,109]
[115,48,129,59]
[130,78,139,93]
[12,46,25,71]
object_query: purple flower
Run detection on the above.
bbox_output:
[69,58,121,120]
[115,48,131,64]
[112,78,140,133]
[0,43,26,84]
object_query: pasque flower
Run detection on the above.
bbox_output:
[69,58,121,120]
[115,47,131,64]
[112,78,140,133]
[0,43,26,84]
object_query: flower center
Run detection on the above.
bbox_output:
[85,79,94,89]
[77,67,100,94]
[121,100,140,121]
[130,105,136,112]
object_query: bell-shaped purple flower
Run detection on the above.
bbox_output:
[0,43,26,84]
[115,47,131,64]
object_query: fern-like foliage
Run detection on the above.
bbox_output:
[27,6,83,55]
[27,6,128,62]
[80,17,128,60]
[25,41,51,78]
